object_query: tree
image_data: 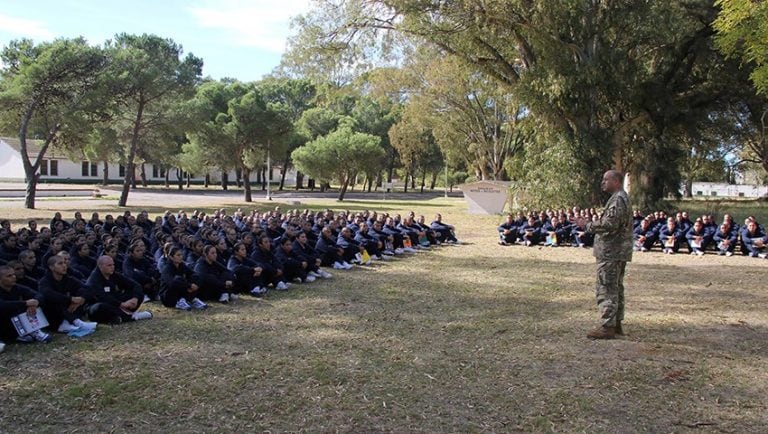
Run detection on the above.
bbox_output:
[292,126,384,200]
[291,0,742,208]
[0,38,106,208]
[715,0,768,96]
[106,33,202,207]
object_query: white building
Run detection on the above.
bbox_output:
[684,181,768,198]
[0,137,297,186]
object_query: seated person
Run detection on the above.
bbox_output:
[274,237,313,283]
[85,256,152,324]
[337,227,368,264]
[159,246,208,310]
[498,214,519,245]
[195,245,237,302]
[518,217,542,247]
[38,256,97,333]
[292,232,331,279]
[633,218,657,252]
[430,213,459,243]
[713,222,737,256]
[315,227,352,269]
[227,242,266,296]
[19,250,45,281]
[659,217,683,254]
[122,242,160,302]
[685,220,712,256]
[8,260,39,290]
[0,265,51,343]
[355,222,385,260]
[742,220,767,258]
[251,236,290,290]
[540,216,568,247]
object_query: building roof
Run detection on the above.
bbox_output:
[0,136,69,159]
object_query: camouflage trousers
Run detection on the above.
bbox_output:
[595,260,627,327]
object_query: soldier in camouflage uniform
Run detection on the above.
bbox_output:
[577,170,633,339]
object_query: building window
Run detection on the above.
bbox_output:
[739,192,745,197]
[90,163,97,176]
[82,161,89,176]
[152,165,166,178]
[711,191,717,197]
[49,160,58,176]
[696,191,703,196]
[119,165,125,177]
[40,160,48,176]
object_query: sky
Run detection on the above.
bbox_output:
[0,0,313,82]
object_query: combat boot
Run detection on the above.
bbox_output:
[587,325,616,340]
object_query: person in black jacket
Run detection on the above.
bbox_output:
[292,232,332,279]
[122,242,160,302]
[38,256,97,333]
[159,246,208,310]
[0,265,51,343]
[251,236,290,290]
[85,256,152,324]
[194,245,236,303]
[274,237,312,283]
[227,242,266,297]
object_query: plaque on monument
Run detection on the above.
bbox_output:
[461,181,511,214]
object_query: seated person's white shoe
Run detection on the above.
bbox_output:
[191,298,209,310]
[57,320,80,333]
[131,311,153,321]
[305,274,316,282]
[218,292,230,303]
[175,298,192,311]
[73,319,98,330]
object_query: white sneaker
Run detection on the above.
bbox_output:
[250,286,265,296]
[382,249,394,256]
[333,261,345,270]
[131,311,153,321]
[73,319,98,330]
[0,341,5,353]
[308,270,321,278]
[394,248,404,255]
[143,294,151,303]
[305,274,316,282]
[175,298,192,311]
[57,320,80,333]
[319,269,332,279]
[293,277,303,283]
[218,292,230,303]
[725,251,733,257]
[191,298,209,310]
[759,253,767,259]
[342,261,353,269]
[276,281,290,291]
[229,293,239,301]
[696,251,705,257]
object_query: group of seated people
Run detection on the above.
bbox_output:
[0,208,460,353]
[497,207,768,258]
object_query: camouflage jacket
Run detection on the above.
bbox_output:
[586,190,633,262]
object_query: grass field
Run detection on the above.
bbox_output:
[1,193,767,432]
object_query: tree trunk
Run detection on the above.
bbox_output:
[24,174,39,209]
[235,168,242,188]
[403,171,409,193]
[261,167,267,191]
[279,161,288,191]
[221,171,228,190]
[119,101,144,207]
[140,163,147,187]
[420,171,426,193]
[430,172,438,190]
[337,175,350,201]
[411,173,416,189]
[102,160,109,186]
[176,168,183,190]
[243,167,252,202]
[295,171,304,190]
[204,173,210,188]
[164,168,170,188]
[187,172,192,188]
[684,178,693,198]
